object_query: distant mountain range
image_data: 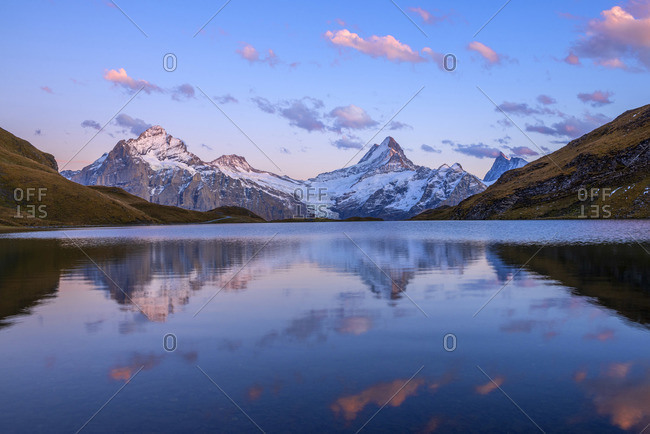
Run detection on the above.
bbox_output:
[483,153,527,185]
[62,128,487,220]
[3,104,646,227]
[414,104,650,219]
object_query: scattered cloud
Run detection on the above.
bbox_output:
[215,94,238,104]
[496,101,550,116]
[325,29,438,63]
[495,135,512,145]
[332,134,364,150]
[408,7,450,25]
[526,112,610,138]
[114,114,152,136]
[40,86,53,94]
[564,52,582,65]
[388,120,412,130]
[280,147,291,154]
[171,83,195,101]
[200,143,213,151]
[34,129,42,136]
[252,97,326,132]
[81,120,101,130]
[448,140,502,159]
[577,90,614,106]
[329,104,378,131]
[421,144,442,153]
[103,68,162,94]
[280,98,326,132]
[251,96,277,114]
[537,95,557,105]
[252,96,379,136]
[236,43,280,67]
[505,145,539,157]
[568,2,650,70]
[468,41,502,65]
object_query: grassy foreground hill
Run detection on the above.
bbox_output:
[0,127,265,229]
[413,104,650,220]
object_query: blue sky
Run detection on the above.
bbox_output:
[1,0,648,179]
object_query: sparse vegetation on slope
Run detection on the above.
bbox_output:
[413,104,650,220]
[0,128,265,229]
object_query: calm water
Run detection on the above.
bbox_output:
[1,221,649,433]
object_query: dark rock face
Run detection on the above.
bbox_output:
[62,129,487,220]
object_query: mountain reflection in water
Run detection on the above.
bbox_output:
[0,222,649,433]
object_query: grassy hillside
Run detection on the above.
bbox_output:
[413,104,650,220]
[0,128,265,229]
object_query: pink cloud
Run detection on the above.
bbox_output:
[597,57,627,69]
[577,90,614,106]
[408,7,449,25]
[325,29,435,63]
[237,43,259,62]
[570,2,650,70]
[103,68,162,93]
[329,104,377,131]
[537,94,557,105]
[236,43,279,67]
[468,41,501,65]
[40,86,53,94]
[564,52,581,65]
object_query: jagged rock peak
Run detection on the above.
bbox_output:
[357,136,416,170]
[211,154,254,172]
[138,125,167,139]
[125,126,190,157]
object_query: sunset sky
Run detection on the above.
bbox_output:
[1,0,649,179]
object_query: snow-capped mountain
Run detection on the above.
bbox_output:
[62,127,486,220]
[483,152,528,185]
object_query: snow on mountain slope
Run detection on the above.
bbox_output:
[483,152,528,185]
[305,138,486,219]
[62,127,486,220]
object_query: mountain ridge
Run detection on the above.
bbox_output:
[483,152,528,185]
[62,132,487,220]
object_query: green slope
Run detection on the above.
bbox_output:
[0,127,265,228]
[413,104,650,220]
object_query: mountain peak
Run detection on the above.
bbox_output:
[211,154,254,172]
[356,136,416,171]
[125,126,196,163]
[483,152,528,183]
[138,125,167,139]
[382,136,402,151]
